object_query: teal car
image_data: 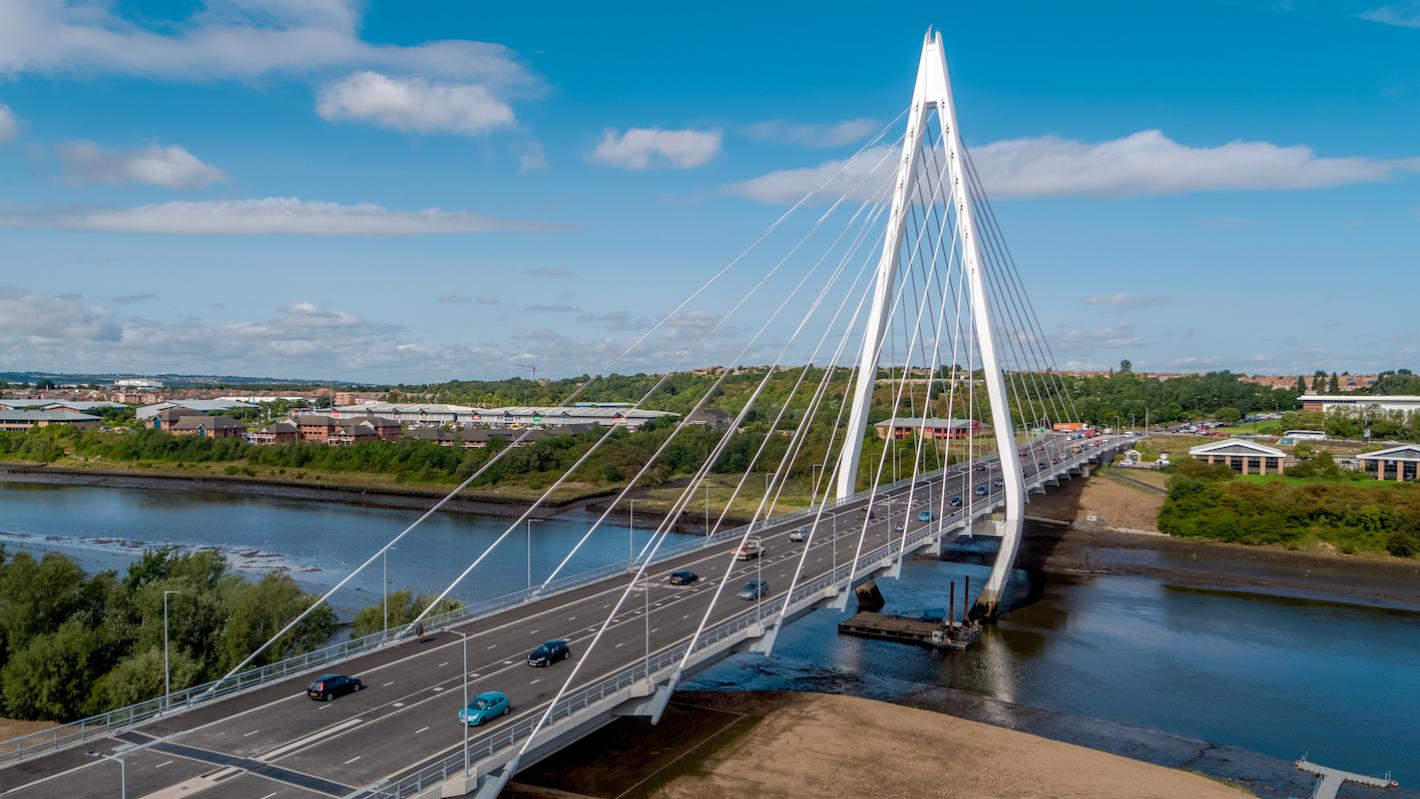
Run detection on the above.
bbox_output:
[458,691,510,726]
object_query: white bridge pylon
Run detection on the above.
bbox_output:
[835,30,1027,614]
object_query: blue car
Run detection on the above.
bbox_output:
[458,691,510,726]
[738,579,768,600]
[974,484,988,496]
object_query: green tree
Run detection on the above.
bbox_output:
[1119,359,1133,373]
[1328,372,1341,393]
[219,573,336,670]
[1295,375,1308,394]
[1,620,96,720]
[85,646,200,714]
[1215,406,1241,424]
[350,590,464,639]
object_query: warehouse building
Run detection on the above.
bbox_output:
[1356,444,1420,481]
[1299,394,1420,414]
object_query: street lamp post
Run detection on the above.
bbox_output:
[382,545,398,643]
[703,484,710,534]
[450,630,471,778]
[526,519,542,592]
[643,572,651,680]
[162,590,181,712]
[627,499,639,566]
[86,751,126,799]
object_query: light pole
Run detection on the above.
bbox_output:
[627,499,639,565]
[703,484,710,534]
[643,572,651,680]
[450,630,471,778]
[162,590,181,712]
[86,751,126,799]
[382,545,398,643]
[526,519,541,592]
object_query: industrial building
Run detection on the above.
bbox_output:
[1299,394,1420,415]
[137,399,257,420]
[332,403,482,426]
[477,406,676,430]
[0,409,103,431]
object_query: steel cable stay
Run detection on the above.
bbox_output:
[481,170,908,799]
[536,149,903,590]
[200,116,913,700]
[408,141,908,626]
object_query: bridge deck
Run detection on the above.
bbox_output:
[0,439,1125,799]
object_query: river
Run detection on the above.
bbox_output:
[2,479,1417,784]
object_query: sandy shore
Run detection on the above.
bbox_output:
[515,692,1253,799]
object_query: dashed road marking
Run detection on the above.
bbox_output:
[345,755,361,764]
[243,730,260,737]
[437,661,448,668]
[382,681,394,687]
[415,726,430,734]
[155,759,173,769]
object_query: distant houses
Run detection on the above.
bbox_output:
[0,409,103,431]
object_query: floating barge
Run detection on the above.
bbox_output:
[836,577,982,650]
[838,612,981,650]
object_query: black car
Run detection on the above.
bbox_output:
[949,495,963,507]
[528,639,571,667]
[307,673,363,701]
[668,569,699,586]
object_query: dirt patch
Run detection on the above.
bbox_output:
[641,692,1248,799]
[0,718,55,753]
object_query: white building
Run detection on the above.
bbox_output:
[1188,438,1288,475]
[333,403,483,427]
[1356,444,1420,481]
[1301,394,1420,415]
[479,406,676,430]
[114,378,164,388]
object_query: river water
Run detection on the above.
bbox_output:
[2,480,1417,784]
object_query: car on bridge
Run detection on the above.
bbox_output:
[918,510,933,522]
[306,673,363,702]
[528,639,571,667]
[738,579,768,600]
[788,528,807,542]
[949,495,962,507]
[668,569,699,585]
[992,478,1004,488]
[974,484,988,496]
[735,538,764,560]
[459,691,510,726]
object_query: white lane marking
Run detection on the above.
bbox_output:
[345,755,361,764]
[243,729,260,737]
[568,615,576,620]
[261,793,278,799]
[154,759,174,768]
[258,716,365,761]
[615,642,624,648]
[437,661,448,668]
[433,687,444,692]
[652,627,659,632]
[503,660,514,665]
[382,681,394,687]
[415,726,430,734]
[393,702,405,708]
[487,644,498,650]
[529,679,540,685]
[318,703,332,710]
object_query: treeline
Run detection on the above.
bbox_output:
[0,549,334,721]
[1158,458,1420,558]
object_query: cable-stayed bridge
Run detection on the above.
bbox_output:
[0,32,1132,799]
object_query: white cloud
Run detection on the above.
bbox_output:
[728,130,1420,203]
[1081,292,1169,309]
[0,103,17,143]
[1361,2,1420,27]
[0,197,543,237]
[1054,323,1146,355]
[590,127,721,170]
[724,145,895,203]
[974,130,1420,198]
[437,293,473,304]
[0,1,536,87]
[744,118,879,148]
[1168,356,1227,368]
[316,71,515,136]
[58,141,228,190]
[519,141,549,174]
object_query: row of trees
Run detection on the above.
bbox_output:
[0,548,336,721]
[1157,458,1420,558]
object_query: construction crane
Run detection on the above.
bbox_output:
[510,362,537,383]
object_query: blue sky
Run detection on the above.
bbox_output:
[1,0,1418,383]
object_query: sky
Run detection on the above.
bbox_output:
[1,0,1418,383]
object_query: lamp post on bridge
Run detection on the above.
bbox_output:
[703,484,710,535]
[627,499,639,566]
[382,545,398,644]
[450,630,471,779]
[526,519,542,592]
[162,589,181,713]
[86,751,126,799]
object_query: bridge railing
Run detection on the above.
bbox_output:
[0,437,1121,768]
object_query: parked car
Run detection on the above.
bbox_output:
[788,528,807,543]
[307,673,363,702]
[738,579,768,600]
[527,639,571,667]
[458,691,510,726]
[668,569,699,585]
